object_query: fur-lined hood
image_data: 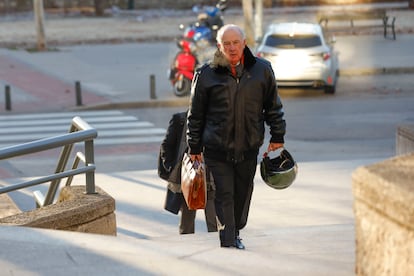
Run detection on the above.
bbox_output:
[210,46,257,73]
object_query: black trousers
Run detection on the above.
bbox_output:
[179,197,217,234]
[205,156,257,246]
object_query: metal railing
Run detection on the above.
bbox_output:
[0,116,97,208]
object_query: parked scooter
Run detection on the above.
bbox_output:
[168,0,227,97]
[168,39,197,97]
[181,0,227,45]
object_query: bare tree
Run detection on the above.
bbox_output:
[242,0,265,46]
[94,0,104,16]
[16,0,27,10]
[264,0,272,8]
[254,0,263,42]
[242,0,255,47]
[34,0,47,51]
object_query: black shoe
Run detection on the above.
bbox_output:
[220,237,246,250]
[234,236,245,250]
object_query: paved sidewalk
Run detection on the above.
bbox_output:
[0,54,110,112]
[0,158,381,275]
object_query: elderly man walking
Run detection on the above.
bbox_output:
[186,24,286,249]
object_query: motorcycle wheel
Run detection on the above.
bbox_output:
[173,77,191,97]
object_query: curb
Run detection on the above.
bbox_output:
[71,97,190,111]
[339,66,414,76]
[70,66,414,111]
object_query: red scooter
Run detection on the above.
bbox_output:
[168,39,197,97]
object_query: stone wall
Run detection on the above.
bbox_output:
[0,194,21,218]
[352,154,414,275]
[0,186,117,236]
[396,124,414,155]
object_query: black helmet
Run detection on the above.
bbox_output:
[260,149,298,189]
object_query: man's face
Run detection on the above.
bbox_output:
[218,29,246,66]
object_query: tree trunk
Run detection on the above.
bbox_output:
[263,0,272,8]
[242,0,255,47]
[34,0,47,51]
[94,0,104,16]
[254,0,263,42]
[16,0,27,10]
[127,0,135,10]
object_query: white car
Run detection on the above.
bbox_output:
[256,22,339,94]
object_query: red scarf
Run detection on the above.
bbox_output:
[230,54,244,77]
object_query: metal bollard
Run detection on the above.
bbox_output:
[5,85,11,111]
[150,74,157,100]
[75,81,83,106]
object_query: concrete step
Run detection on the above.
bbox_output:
[0,158,383,275]
[0,222,354,275]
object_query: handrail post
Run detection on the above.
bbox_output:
[43,126,76,206]
[65,152,84,187]
[84,139,96,194]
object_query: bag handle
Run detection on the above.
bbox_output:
[176,118,188,164]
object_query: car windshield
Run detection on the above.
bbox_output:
[264,34,322,49]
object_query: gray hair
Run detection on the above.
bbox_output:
[216,24,246,45]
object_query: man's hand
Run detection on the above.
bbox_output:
[267,142,284,152]
[190,154,202,162]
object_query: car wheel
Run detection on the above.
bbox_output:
[324,85,336,94]
[325,70,338,94]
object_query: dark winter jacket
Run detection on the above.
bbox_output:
[159,112,187,186]
[187,46,286,163]
[158,111,215,196]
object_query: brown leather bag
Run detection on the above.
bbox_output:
[181,153,207,210]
